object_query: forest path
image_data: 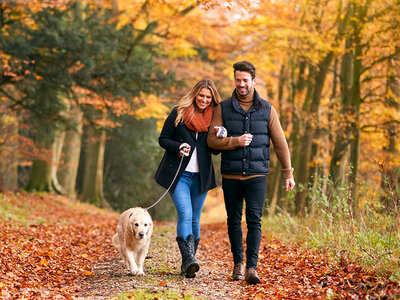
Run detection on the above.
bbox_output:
[1,192,399,299]
[77,222,399,300]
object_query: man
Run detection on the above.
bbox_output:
[207,61,295,285]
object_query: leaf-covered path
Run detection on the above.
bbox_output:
[1,192,399,299]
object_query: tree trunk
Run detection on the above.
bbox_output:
[329,38,354,185]
[292,66,315,182]
[295,52,335,216]
[381,55,400,215]
[348,2,369,214]
[58,108,83,197]
[268,160,282,217]
[51,128,70,196]
[0,113,18,191]
[81,125,108,207]
[26,126,55,192]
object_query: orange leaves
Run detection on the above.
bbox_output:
[0,191,118,298]
[200,222,400,299]
[1,192,399,298]
[158,281,167,286]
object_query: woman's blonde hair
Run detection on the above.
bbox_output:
[174,78,222,127]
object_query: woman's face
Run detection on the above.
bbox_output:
[195,88,213,112]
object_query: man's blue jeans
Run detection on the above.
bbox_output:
[170,171,207,241]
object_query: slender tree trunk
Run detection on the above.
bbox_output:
[267,64,288,214]
[329,38,354,185]
[268,161,282,217]
[292,66,314,183]
[348,2,369,214]
[51,128,70,196]
[58,108,83,197]
[381,55,400,215]
[295,52,335,216]
[81,125,108,207]
[0,113,18,190]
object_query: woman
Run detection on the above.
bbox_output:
[154,78,221,278]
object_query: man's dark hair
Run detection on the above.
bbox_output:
[233,61,256,79]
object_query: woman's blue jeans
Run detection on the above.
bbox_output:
[170,171,207,241]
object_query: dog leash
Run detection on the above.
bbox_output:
[145,154,185,211]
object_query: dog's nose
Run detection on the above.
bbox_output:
[139,233,145,239]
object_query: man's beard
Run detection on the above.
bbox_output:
[237,86,253,97]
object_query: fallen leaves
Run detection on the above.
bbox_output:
[200,223,400,299]
[1,192,399,299]
[0,192,118,299]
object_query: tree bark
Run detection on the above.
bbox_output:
[268,160,282,217]
[329,37,354,185]
[81,124,108,207]
[295,52,335,216]
[26,126,55,192]
[58,108,83,197]
[51,128,70,196]
[0,113,18,191]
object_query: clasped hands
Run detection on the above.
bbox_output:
[213,126,252,147]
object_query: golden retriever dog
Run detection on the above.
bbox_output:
[112,207,153,276]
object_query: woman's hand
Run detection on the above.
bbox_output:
[214,126,227,138]
[179,143,191,157]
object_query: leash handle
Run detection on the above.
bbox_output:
[145,155,185,211]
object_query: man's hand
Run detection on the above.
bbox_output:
[238,133,253,147]
[285,178,295,191]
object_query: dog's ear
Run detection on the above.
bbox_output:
[147,219,153,235]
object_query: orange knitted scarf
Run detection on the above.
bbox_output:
[183,104,213,132]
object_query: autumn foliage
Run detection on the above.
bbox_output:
[0,0,399,298]
[1,192,399,299]
[0,192,118,298]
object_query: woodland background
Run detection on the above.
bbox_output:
[0,0,399,282]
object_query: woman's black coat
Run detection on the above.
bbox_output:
[154,107,218,194]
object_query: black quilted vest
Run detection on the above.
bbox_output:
[220,89,271,175]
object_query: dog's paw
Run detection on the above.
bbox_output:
[130,268,138,274]
[129,267,139,275]
[137,270,145,276]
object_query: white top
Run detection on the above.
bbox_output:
[185,132,199,173]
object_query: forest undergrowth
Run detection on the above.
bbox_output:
[263,173,400,285]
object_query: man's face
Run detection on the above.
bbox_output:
[234,70,255,97]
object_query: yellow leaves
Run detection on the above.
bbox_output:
[134,93,171,131]
[166,44,198,58]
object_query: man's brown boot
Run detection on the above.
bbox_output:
[232,261,245,280]
[245,268,261,284]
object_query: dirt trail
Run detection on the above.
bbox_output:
[76,221,400,299]
[76,222,245,299]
